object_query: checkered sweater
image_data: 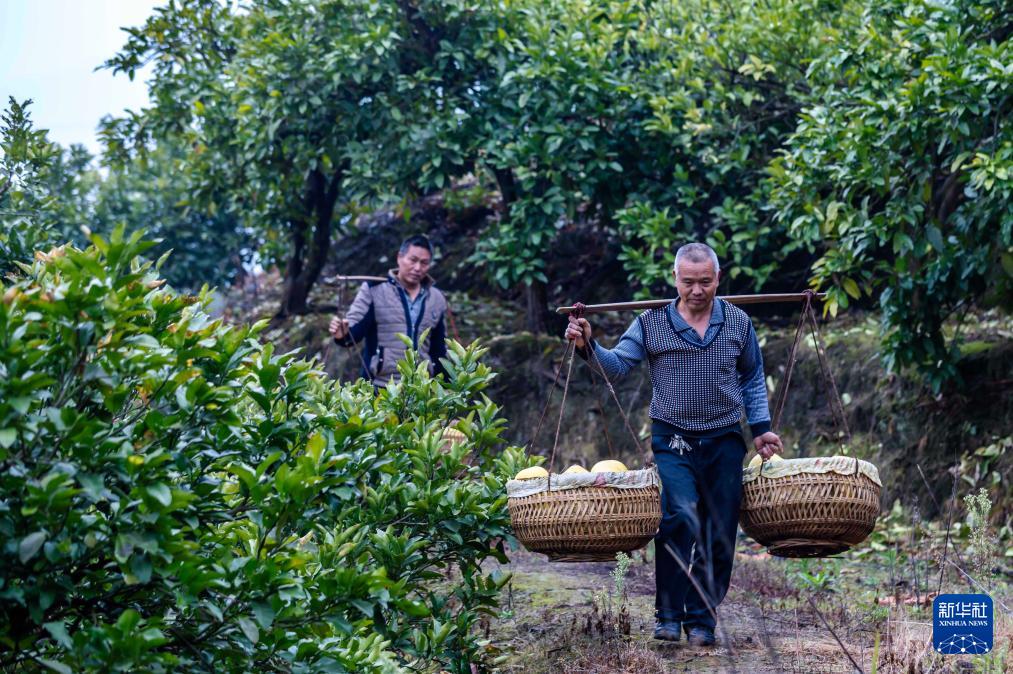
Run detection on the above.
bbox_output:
[582,299,771,438]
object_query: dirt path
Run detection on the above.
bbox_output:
[490,547,877,673]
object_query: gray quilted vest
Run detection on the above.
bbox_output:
[639,299,752,431]
[347,270,448,386]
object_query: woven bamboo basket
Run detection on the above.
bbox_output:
[508,473,661,562]
[740,457,881,558]
[440,427,466,451]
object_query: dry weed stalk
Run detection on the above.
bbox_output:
[559,640,669,674]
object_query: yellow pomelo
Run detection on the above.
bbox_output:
[514,466,549,480]
[748,453,786,469]
[563,465,588,474]
[590,459,628,473]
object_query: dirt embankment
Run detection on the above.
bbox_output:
[222,198,1012,520]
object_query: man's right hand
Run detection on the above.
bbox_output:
[564,315,591,349]
[753,431,784,460]
[329,317,349,340]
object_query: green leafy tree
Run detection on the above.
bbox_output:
[94,0,1010,386]
[93,143,251,292]
[0,98,95,276]
[0,227,533,671]
[465,0,823,320]
[103,0,503,317]
[102,0,332,316]
[467,0,644,330]
[613,0,838,296]
[2,96,245,292]
[770,0,1012,389]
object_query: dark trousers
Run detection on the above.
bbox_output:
[653,432,746,629]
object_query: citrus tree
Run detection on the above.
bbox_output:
[0,227,532,672]
[102,0,504,317]
[90,0,1011,387]
[0,98,96,276]
[463,0,831,314]
[466,0,643,330]
[612,0,844,296]
[103,0,364,316]
[771,0,1013,388]
[92,143,251,292]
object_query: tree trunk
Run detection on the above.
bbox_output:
[278,167,343,317]
[493,167,550,333]
[524,280,549,334]
[493,167,518,207]
[279,217,309,315]
[935,169,964,224]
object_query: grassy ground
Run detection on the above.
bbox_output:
[485,519,1011,673]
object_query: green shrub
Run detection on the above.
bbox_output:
[0,226,532,672]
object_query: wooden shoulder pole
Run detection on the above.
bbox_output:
[555,292,826,314]
[321,275,387,285]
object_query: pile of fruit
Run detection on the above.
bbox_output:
[514,455,783,480]
[514,459,629,480]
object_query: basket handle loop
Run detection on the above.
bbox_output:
[545,338,578,491]
[770,290,851,446]
[574,302,651,469]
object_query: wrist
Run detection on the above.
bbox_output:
[749,420,772,438]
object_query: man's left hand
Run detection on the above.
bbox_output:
[753,431,783,460]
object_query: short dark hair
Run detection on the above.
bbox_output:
[399,234,433,256]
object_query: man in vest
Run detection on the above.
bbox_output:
[564,242,783,647]
[329,234,449,386]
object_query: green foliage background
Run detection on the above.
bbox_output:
[0,228,533,671]
[3,0,1009,386]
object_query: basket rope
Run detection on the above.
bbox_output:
[580,304,649,464]
[546,339,577,490]
[806,300,851,443]
[527,336,570,461]
[508,303,662,563]
[543,303,651,483]
[770,289,850,442]
[530,302,653,485]
[743,291,878,557]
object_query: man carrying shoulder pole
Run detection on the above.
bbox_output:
[563,242,783,647]
[329,234,449,387]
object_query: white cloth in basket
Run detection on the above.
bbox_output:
[742,455,881,486]
[506,467,660,499]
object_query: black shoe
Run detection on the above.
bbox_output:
[685,626,716,647]
[653,620,682,642]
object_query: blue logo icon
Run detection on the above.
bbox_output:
[933,594,993,655]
